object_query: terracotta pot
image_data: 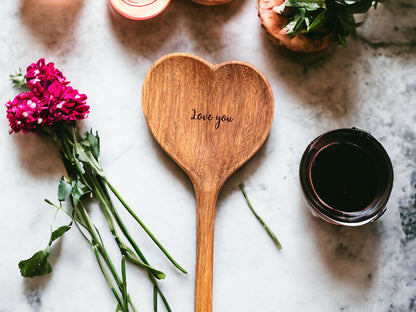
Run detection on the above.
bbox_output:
[258,0,332,53]
[192,0,232,5]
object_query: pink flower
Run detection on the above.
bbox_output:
[26,58,68,94]
[6,59,89,133]
[6,92,47,133]
[47,82,89,122]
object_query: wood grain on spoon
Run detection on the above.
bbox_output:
[142,53,274,312]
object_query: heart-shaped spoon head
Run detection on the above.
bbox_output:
[142,53,274,312]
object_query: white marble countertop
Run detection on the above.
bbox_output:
[1,0,415,311]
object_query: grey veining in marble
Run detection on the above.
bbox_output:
[0,0,415,311]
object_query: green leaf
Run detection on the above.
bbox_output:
[305,16,311,28]
[86,130,100,161]
[10,69,29,90]
[19,221,71,278]
[308,9,326,31]
[71,178,90,207]
[79,130,100,161]
[19,249,52,277]
[337,5,357,38]
[58,177,72,201]
[293,8,307,32]
[278,0,377,45]
[44,198,60,209]
[76,146,91,164]
[337,32,348,46]
[285,0,326,10]
[286,7,308,37]
[345,0,375,13]
[49,225,72,245]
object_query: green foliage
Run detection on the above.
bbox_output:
[58,177,72,201]
[19,250,52,278]
[9,69,29,90]
[239,183,283,250]
[285,0,326,10]
[82,130,100,161]
[19,123,186,311]
[18,225,71,278]
[278,0,378,45]
[50,225,71,244]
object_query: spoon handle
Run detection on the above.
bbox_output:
[194,187,218,312]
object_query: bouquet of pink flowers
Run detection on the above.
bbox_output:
[6,59,186,312]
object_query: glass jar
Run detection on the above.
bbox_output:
[299,128,394,226]
[108,0,170,20]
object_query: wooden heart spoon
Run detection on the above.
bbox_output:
[142,53,274,312]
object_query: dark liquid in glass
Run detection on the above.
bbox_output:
[311,142,379,212]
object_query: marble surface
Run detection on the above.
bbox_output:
[1,0,416,311]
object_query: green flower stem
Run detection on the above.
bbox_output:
[155,286,171,312]
[239,183,283,250]
[88,172,166,279]
[89,175,147,262]
[153,285,158,312]
[97,182,171,312]
[69,124,187,275]
[60,122,181,311]
[74,155,169,312]
[92,245,124,309]
[103,177,188,275]
[42,138,136,312]
[77,204,123,292]
[76,202,134,311]
[47,125,136,311]
[81,204,139,312]
[46,122,186,311]
[121,255,128,312]
[84,159,174,311]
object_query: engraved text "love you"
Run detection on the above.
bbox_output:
[190,109,234,129]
